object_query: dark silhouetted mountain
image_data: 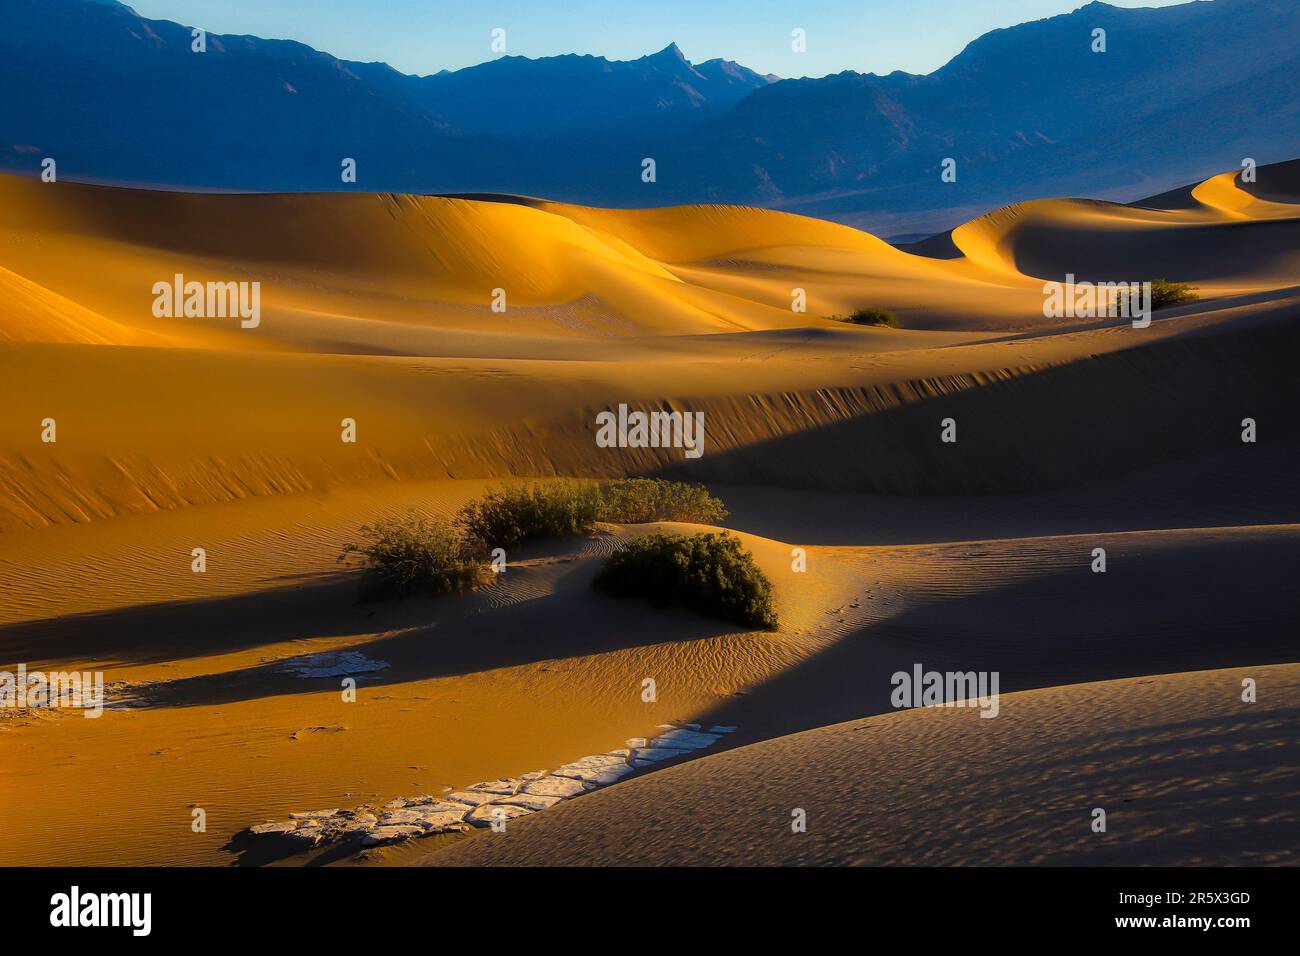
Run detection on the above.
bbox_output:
[0,0,771,195]
[0,0,525,191]
[410,43,775,140]
[2,0,1298,235]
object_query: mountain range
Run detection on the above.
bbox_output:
[3,0,1299,236]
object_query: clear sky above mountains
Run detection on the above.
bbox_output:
[125,0,1187,78]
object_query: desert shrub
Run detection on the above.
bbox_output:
[599,479,729,525]
[829,308,899,327]
[592,532,778,630]
[455,479,729,547]
[455,481,604,548]
[1149,279,1200,310]
[340,514,490,599]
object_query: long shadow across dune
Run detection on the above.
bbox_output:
[650,317,1300,495]
[969,286,1300,345]
[0,536,607,669]
[3,546,734,710]
[688,525,1300,749]
[714,439,1300,546]
[0,572,372,669]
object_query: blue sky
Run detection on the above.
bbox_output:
[124,0,1189,78]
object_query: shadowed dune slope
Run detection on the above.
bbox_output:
[3,301,1296,531]
[1235,156,1300,205]
[424,663,1300,867]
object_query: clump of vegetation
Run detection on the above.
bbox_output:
[828,308,900,328]
[592,532,778,630]
[1149,279,1200,310]
[455,481,604,549]
[339,514,491,600]
[599,478,729,525]
[341,481,733,603]
[456,479,729,547]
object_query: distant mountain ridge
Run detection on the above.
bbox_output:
[2,0,1298,235]
[659,0,1300,230]
[411,43,777,140]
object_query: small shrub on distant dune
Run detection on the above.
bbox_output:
[1149,279,1200,310]
[592,532,778,630]
[340,514,490,600]
[455,479,730,547]
[828,308,899,328]
[455,481,604,548]
[599,479,729,525]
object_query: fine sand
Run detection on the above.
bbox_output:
[1,158,1297,866]
[424,663,1300,867]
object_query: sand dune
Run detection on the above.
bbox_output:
[1,158,1297,866]
[0,265,164,346]
[952,194,1300,288]
[0,514,861,866]
[2,161,1296,530]
[424,663,1300,867]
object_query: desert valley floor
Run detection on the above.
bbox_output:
[1,160,1298,865]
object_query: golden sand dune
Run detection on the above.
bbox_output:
[0,265,166,346]
[952,190,1300,288]
[1189,171,1300,220]
[2,151,1296,546]
[424,663,1300,867]
[1,158,1298,866]
[5,157,1295,355]
[2,158,1297,530]
[1,178,922,343]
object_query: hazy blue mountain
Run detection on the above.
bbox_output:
[0,0,519,191]
[647,0,1300,230]
[410,43,775,140]
[2,0,1298,235]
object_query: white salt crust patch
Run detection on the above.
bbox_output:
[442,790,499,807]
[242,720,733,853]
[495,793,564,812]
[466,803,533,828]
[521,776,589,798]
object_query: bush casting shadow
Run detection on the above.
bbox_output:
[592,531,778,630]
